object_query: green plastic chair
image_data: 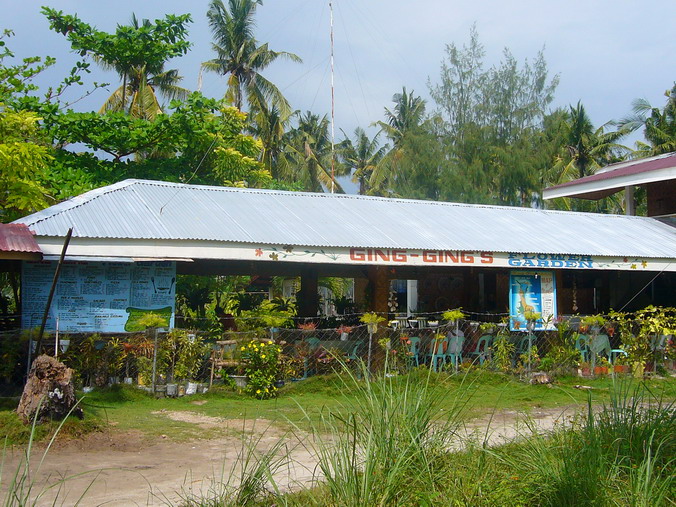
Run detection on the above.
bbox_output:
[407,336,421,367]
[306,337,321,350]
[347,340,365,361]
[469,334,493,365]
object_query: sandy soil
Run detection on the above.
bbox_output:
[1,404,580,506]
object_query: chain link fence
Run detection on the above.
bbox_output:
[2,311,674,392]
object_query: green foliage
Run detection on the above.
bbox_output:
[359,312,385,328]
[137,312,169,330]
[0,108,51,220]
[523,310,541,322]
[442,308,466,322]
[491,336,514,372]
[580,314,606,327]
[241,340,281,399]
[164,330,209,381]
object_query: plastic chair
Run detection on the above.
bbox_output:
[429,336,450,372]
[589,334,611,359]
[347,340,364,361]
[407,336,421,367]
[469,334,493,365]
[446,334,465,370]
[306,337,321,350]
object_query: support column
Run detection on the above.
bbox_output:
[625,186,635,216]
[406,280,418,316]
[368,266,390,316]
[297,267,319,318]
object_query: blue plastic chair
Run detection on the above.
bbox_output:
[469,334,493,365]
[429,336,450,372]
[347,340,364,361]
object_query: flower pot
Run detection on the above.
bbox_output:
[166,383,178,397]
[186,382,198,395]
[229,375,248,389]
[594,366,608,376]
[274,380,285,388]
[340,332,349,341]
[59,339,70,353]
[124,377,134,384]
[154,384,167,398]
[614,364,630,374]
[367,323,378,334]
[578,367,591,377]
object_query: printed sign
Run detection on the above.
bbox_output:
[509,271,557,332]
[22,261,176,333]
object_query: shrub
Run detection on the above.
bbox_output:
[241,340,281,399]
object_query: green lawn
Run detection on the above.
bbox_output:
[1,371,674,445]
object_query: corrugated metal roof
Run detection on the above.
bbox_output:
[14,179,676,259]
[0,223,41,253]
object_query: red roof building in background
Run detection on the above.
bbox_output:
[543,152,676,217]
[0,223,42,260]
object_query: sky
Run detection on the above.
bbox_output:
[3,0,675,148]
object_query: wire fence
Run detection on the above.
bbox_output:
[2,314,674,390]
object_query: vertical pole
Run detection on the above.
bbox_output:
[625,186,635,216]
[329,0,335,194]
[151,327,158,393]
[36,227,73,354]
[367,326,374,378]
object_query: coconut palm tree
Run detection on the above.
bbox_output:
[339,128,388,195]
[202,0,301,116]
[370,88,426,193]
[620,84,676,157]
[283,111,344,193]
[248,101,293,179]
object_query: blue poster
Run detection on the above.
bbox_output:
[509,271,557,331]
[22,260,176,333]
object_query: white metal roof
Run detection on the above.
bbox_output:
[15,179,676,259]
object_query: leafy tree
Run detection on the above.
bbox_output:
[42,7,192,119]
[0,109,51,221]
[247,101,292,179]
[202,0,301,115]
[338,128,387,195]
[620,84,676,156]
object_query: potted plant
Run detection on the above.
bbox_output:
[360,312,385,334]
[594,356,610,376]
[337,324,353,341]
[578,360,591,377]
[613,355,630,374]
[523,310,542,331]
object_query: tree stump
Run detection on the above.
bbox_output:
[16,354,83,424]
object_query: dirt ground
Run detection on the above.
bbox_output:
[1,405,580,506]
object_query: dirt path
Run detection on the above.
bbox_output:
[2,405,579,506]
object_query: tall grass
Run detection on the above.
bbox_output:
[1,399,96,506]
[495,379,675,506]
[290,362,471,506]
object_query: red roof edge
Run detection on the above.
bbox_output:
[0,223,42,253]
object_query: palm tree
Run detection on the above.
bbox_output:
[248,101,293,179]
[283,111,344,193]
[202,0,301,115]
[620,84,676,156]
[552,102,628,181]
[97,15,191,120]
[370,88,426,193]
[338,128,388,194]
[374,87,426,147]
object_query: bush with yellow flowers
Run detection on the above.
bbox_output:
[240,340,281,399]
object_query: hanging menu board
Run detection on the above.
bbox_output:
[22,260,176,333]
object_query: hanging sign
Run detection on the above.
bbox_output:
[22,260,176,333]
[509,270,557,332]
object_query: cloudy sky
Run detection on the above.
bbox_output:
[3,0,675,145]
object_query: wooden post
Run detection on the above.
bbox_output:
[297,267,319,318]
[368,266,389,316]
